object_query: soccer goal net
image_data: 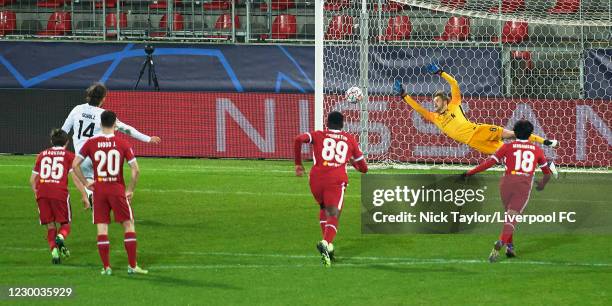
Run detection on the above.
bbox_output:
[316,0,611,171]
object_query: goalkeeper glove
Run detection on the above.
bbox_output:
[427,63,443,75]
[393,79,406,97]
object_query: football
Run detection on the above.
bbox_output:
[345,86,363,103]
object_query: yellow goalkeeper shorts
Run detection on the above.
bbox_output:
[467,124,504,155]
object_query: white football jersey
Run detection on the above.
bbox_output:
[61,103,151,153]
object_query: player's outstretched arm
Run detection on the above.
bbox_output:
[29,173,38,194]
[351,156,368,173]
[393,80,434,121]
[70,172,91,209]
[126,160,140,201]
[116,119,161,144]
[427,63,461,104]
[293,133,311,177]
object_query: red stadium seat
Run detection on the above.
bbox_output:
[149,0,182,9]
[548,0,580,14]
[380,15,411,41]
[105,12,127,37]
[151,13,184,37]
[491,21,528,43]
[325,15,353,40]
[205,14,240,39]
[37,0,67,8]
[324,0,349,11]
[373,1,406,12]
[487,0,524,13]
[434,16,470,41]
[96,0,117,8]
[260,0,296,11]
[440,0,466,9]
[271,14,297,39]
[38,11,71,36]
[511,50,533,70]
[204,0,230,10]
[0,10,16,36]
[0,0,15,6]
[214,13,241,30]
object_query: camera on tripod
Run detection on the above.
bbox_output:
[134,44,160,91]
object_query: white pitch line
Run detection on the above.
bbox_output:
[3,247,611,268]
[0,185,603,203]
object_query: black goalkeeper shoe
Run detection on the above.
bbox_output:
[505,243,516,258]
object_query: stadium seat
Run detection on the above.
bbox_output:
[325,15,353,40]
[380,15,411,41]
[487,0,524,13]
[511,50,533,70]
[491,21,528,43]
[0,0,15,6]
[324,0,349,11]
[38,11,71,36]
[0,10,16,36]
[434,16,470,41]
[373,1,406,12]
[149,0,182,9]
[214,13,241,30]
[96,0,117,8]
[151,13,184,37]
[105,12,127,37]
[271,14,297,39]
[548,0,580,14]
[260,0,296,11]
[440,0,466,9]
[204,0,230,10]
[37,0,68,8]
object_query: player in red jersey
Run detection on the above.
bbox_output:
[463,120,557,262]
[29,129,90,264]
[294,111,368,267]
[72,111,147,275]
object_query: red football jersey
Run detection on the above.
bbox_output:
[305,129,364,183]
[78,134,136,196]
[32,147,75,201]
[492,140,548,178]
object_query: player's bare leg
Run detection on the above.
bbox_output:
[123,220,147,275]
[501,129,558,148]
[97,223,112,275]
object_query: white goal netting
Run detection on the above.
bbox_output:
[319,0,612,171]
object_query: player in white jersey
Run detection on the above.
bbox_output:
[61,83,161,201]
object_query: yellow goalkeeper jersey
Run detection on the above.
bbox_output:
[403,72,477,144]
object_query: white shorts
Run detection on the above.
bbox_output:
[81,157,94,181]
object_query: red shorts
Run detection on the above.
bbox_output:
[37,197,71,224]
[93,193,134,224]
[500,175,534,214]
[309,179,347,210]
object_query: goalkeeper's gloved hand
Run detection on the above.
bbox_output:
[393,79,406,97]
[427,63,443,75]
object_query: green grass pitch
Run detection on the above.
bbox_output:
[0,156,610,305]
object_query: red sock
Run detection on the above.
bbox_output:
[124,232,137,269]
[97,235,110,269]
[59,223,71,239]
[319,209,326,237]
[499,222,516,244]
[47,228,57,251]
[323,216,338,244]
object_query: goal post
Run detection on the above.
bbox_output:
[314,0,611,171]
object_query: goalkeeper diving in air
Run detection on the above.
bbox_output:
[393,63,558,155]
